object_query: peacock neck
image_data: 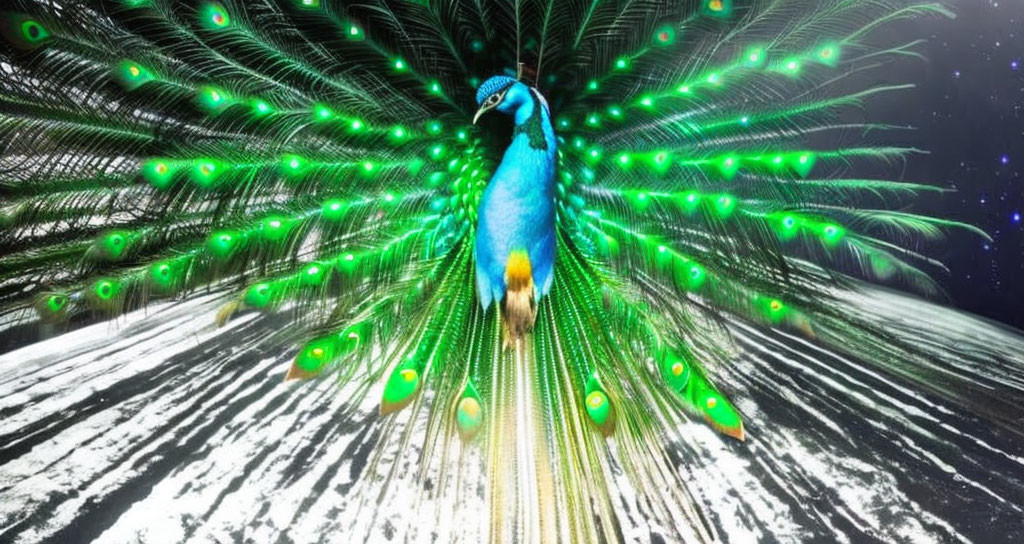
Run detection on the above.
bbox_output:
[484,87,556,204]
[509,88,556,156]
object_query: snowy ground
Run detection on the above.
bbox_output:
[1,291,1023,543]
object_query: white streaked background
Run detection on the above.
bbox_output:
[1,290,1023,543]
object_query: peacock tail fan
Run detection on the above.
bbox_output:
[0,0,1008,541]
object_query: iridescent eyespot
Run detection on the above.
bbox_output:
[46,294,67,312]
[36,292,71,321]
[21,20,49,43]
[703,0,732,17]
[3,16,53,49]
[199,2,231,30]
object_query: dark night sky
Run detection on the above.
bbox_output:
[867,0,1024,328]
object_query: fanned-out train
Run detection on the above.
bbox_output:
[1,0,1022,542]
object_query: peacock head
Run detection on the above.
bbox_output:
[472,75,530,124]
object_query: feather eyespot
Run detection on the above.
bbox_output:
[2,15,53,49]
[22,21,45,41]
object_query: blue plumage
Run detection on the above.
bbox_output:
[472,76,558,310]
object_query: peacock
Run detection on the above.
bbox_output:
[0,0,1015,541]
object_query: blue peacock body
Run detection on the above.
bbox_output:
[0,0,1012,541]
[473,75,557,342]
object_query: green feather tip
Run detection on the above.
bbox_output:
[455,379,484,440]
[584,373,615,435]
[380,357,421,415]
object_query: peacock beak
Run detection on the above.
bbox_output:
[472,105,492,124]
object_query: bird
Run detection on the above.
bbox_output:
[472,73,557,348]
[0,0,1007,541]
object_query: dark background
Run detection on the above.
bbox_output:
[876,0,1024,328]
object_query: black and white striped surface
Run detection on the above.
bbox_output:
[1,291,1023,543]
